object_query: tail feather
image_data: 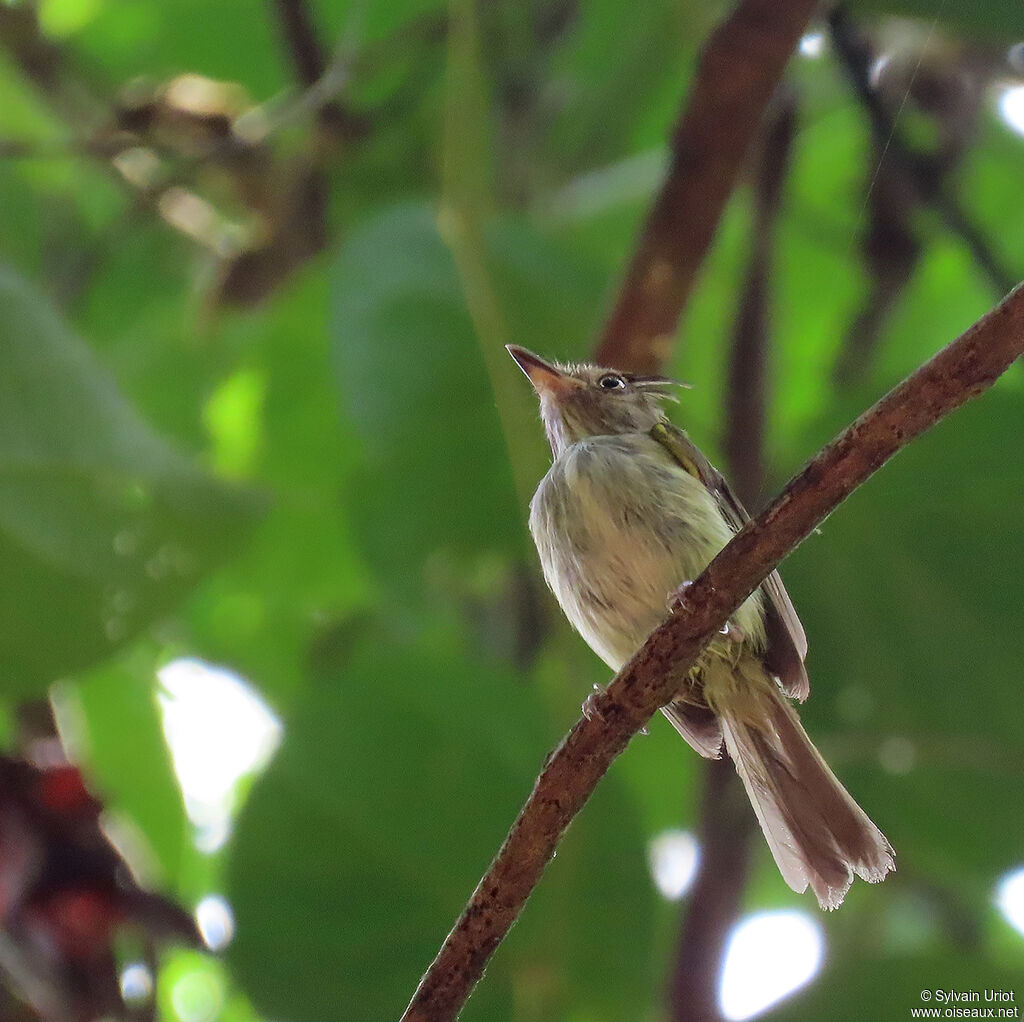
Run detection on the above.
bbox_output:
[716,668,895,910]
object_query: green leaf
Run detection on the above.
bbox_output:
[226,627,656,1021]
[73,0,287,98]
[780,388,1024,880]
[544,0,711,172]
[330,205,610,597]
[849,0,1024,38]
[67,653,192,887]
[183,271,370,706]
[330,204,523,590]
[0,266,261,694]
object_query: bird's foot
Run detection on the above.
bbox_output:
[583,684,649,735]
[581,685,648,734]
[582,683,608,722]
[667,580,695,614]
[718,620,746,644]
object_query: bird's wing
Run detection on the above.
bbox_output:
[661,701,724,759]
[650,421,809,701]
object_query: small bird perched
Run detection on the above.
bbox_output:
[507,345,894,910]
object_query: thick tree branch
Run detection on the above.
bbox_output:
[403,284,1024,1021]
[593,0,818,373]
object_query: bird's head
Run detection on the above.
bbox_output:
[507,345,687,456]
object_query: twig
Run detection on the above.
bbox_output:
[402,283,1024,1022]
[269,0,365,140]
[723,88,797,507]
[271,0,329,87]
[832,152,921,390]
[827,6,1016,298]
[593,0,819,373]
[670,88,798,1022]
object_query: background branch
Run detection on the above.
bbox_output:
[827,6,1015,298]
[671,88,797,1022]
[269,0,367,140]
[722,88,796,507]
[832,149,921,390]
[669,762,753,1022]
[272,0,329,88]
[402,282,1024,1022]
[593,0,818,373]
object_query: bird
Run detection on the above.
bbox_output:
[507,344,894,910]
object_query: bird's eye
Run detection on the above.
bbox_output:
[598,374,626,391]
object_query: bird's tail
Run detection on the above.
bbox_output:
[707,656,895,910]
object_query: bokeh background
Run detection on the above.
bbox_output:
[0,0,1022,1019]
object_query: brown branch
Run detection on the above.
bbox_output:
[403,283,1024,1021]
[669,760,754,1022]
[832,153,921,390]
[271,0,329,87]
[671,89,798,1022]
[593,0,818,374]
[0,4,93,119]
[723,88,796,507]
[269,0,365,141]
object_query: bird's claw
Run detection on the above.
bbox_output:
[582,683,608,722]
[718,620,746,644]
[667,580,695,614]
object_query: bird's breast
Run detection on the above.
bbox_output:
[529,434,761,671]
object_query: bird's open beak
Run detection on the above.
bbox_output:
[506,345,578,397]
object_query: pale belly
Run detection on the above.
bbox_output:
[529,434,764,671]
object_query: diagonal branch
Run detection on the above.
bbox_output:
[593,0,819,374]
[402,282,1024,1022]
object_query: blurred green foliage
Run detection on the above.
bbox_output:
[0,0,1021,1020]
